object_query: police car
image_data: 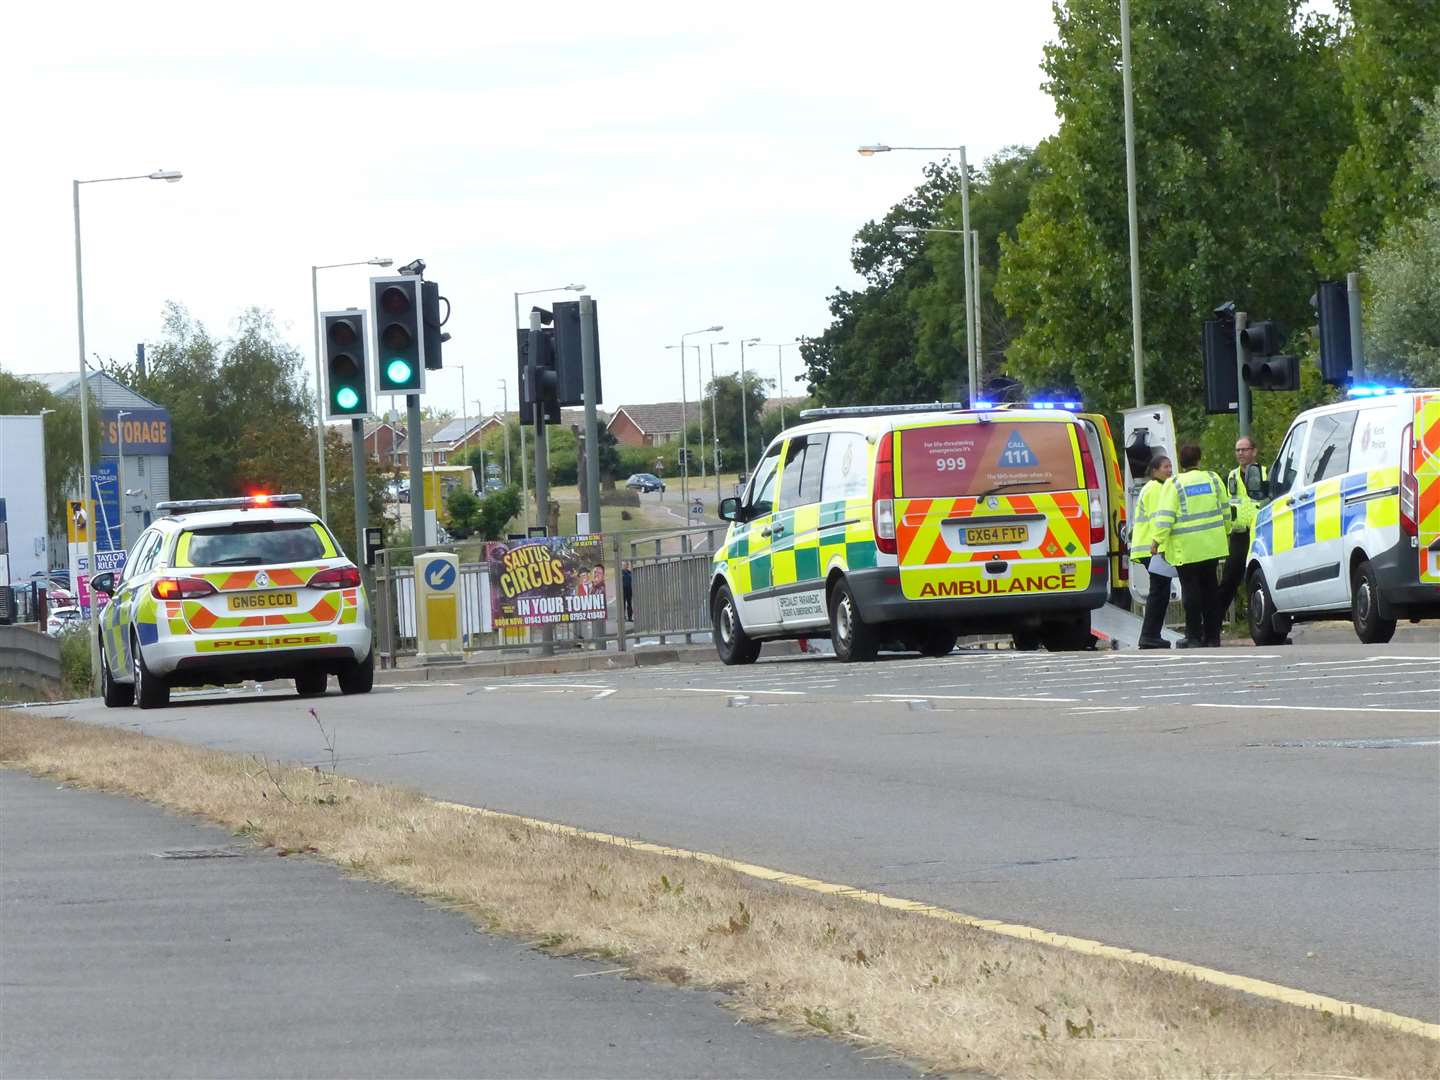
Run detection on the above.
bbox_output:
[711,402,1127,662]
[1246,388,1440,644]
[89,494,374,709]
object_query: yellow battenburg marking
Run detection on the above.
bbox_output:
[429,798,1439,1041]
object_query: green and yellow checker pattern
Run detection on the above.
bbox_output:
[718,495,876,597]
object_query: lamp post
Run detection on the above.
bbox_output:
[73,168,182,693]
[677,325,723,518]
[708,340,728,504]
[754,343,799,427]
[860,144,975,406]
[38,409,54,575]
[311,257,393,521]
[1119,0,1146,406]
[513,283,586,527]
[496,379,512,486]
[667,344,708,487]
[114,410,130,551]
[738,337,760,477]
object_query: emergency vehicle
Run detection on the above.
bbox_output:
[1246,388,1440,644]
[711,402,1127,662]
[89,495,374,709]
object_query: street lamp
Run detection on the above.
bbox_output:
[496,379,512,486]
[708,340,728,505]
[513,283,586,527]
[114,410,130,550]
[859,142,976,406]
[311,256,392,521]
[753,342,799,427]
[667,343,711,486]
[737,337,760,477]
[73,167,183,693]
[1120,0,1145,406]
[678,325,723,516]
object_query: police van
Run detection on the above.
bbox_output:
[89,494,375,708]
[1246,388,1440,644]
[711,402,1127,662]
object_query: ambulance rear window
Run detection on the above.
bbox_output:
[899,421,1081,498]
[184,522,326,567]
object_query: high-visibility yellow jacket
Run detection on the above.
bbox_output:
[1151,470,1229,566]
[1226,464,1269,533]
[1129,479,1166,557]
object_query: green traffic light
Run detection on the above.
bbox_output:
[335,386,360,410]
[386,358,413,385]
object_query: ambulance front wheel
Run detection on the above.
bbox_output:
[829,578,879,663]
[1350,560,1397,645]
[713,585,761,665]
[339,650,375,694]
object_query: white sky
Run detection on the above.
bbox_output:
[5,0,1060,420]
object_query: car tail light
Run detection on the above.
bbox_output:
[1075,434,1105,545]
[1400,422,1418,537]
[873,431,896,555]
[310,565,362,589]
[152,577,216,600]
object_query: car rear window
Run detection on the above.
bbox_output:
[184,522,326,567]
[899,421,1081,498]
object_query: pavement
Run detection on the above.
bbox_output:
[15,640,1439,1032]
[0,768,917,1080]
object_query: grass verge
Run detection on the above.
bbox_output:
[2,708,1435,1078]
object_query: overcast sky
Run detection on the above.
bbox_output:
[6,0,1060,421]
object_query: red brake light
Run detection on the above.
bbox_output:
[310,565,362,589]
[1400,422,1418,537]
[152,577,215,600]
[873,432,896,555]
[1075,432,1105,545]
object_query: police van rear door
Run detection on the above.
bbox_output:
[892,416,1094,601]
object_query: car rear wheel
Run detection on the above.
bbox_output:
[917,627,958,658]
[713,585,761,665]
[1247,570,1291,646]
[1350,560,1397,644]
[829,578,878,663]
[338,650,375,694]
[295,669,328,697]
[1041,614,1094,652]
[101,638,134,708]
[132,632,169,710]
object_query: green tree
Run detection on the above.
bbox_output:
[997,0,1349,433]
[446,488,482,538]
[706,371,771,465]
[0,370,99,531]
[475,487,522,540]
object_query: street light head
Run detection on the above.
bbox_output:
[707,325,723,333]
[368,257,394,267]
[743,337,760,345]
[566,283,587,291]
[893,225,920,235]
[857,144,891,156]
[148,170,183,182]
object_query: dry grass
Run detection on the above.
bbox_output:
[2,708,1436,1079]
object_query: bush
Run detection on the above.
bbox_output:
[59,628,92,697]
[599,488,640,507]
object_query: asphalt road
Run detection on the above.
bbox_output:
[21,642,1440,1025]
[0,769,916,1079]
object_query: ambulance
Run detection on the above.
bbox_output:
[711,402,1127,662]
[1246,388,1440,644]
[89,494,374,709]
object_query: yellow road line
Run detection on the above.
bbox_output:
[435,798,1440,1042]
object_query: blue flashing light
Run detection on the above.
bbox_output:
[973,399,996,409]
[1347,384,1408,398]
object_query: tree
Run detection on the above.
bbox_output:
[0,370,99,531]
[706,371,771,466]
[475,487,522,540]
[996,0,1349,433]
[446,488,482,538]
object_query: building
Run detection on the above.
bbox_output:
[360,420,407,469]
[31,370,171,555]
[0,414,47,585]
[422,416,492,465]
[607,402,687,447]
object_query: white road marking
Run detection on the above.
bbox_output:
[869,692,1080,703]
[1069,705,1143,713]
[683,687,805,696]
[591,689,616,700]
[1194,702,1440,716]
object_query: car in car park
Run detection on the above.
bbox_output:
[626,473,666,494]
[46,605,83,636]
[89,494,374,709]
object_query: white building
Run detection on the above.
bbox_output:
[0,414,48,586]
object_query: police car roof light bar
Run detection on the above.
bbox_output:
[154,494,305,513]
[1346,384,1438,398]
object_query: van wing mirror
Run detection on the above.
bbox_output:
[719,496,743,523]
[1244,463,1266,500]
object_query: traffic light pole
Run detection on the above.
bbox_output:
[407,394,425,548]
[1346,271,1366,381]
[579,295,602,534]
[351,417,368,561]
[528,308,554,655]
[1234,311,1252,440]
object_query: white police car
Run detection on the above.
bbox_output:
[90,494,374,709]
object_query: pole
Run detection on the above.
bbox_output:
[959,146,976,408]
[499,379,512,486]
[1235,312,1252,441]
[1346,271,1366,381]
[678,343,689,516]
[351,417,369,583]
[694,346,706,482]
[579,294,602,533]
[776,345,787,427]
[709,343,721,505]
[407,394,425,547]
[311,266,330,520]
[972,229,983,385]
[514,292,531,528]
[1120,0,1146,407]
[459,367,468,468]
[73,179,100,693]
[116,412,127,551]
[529,308,553,655]
[739,340,751,478]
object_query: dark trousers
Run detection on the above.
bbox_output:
[1176,558,1222,644]
[1216,531,1248,615]
[1137,558,1172,642]
[623,588,633,621]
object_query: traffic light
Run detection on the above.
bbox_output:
[1311,280,1352,385]
[1240,321,1300,391]
[371,276,424,394]
[552,299,602,407]
[516,326,560,424]
[421,280,448,371]
[1202,316,1238,414]
[321,309,369,420]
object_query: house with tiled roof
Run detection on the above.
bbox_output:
[606,402,688,447]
